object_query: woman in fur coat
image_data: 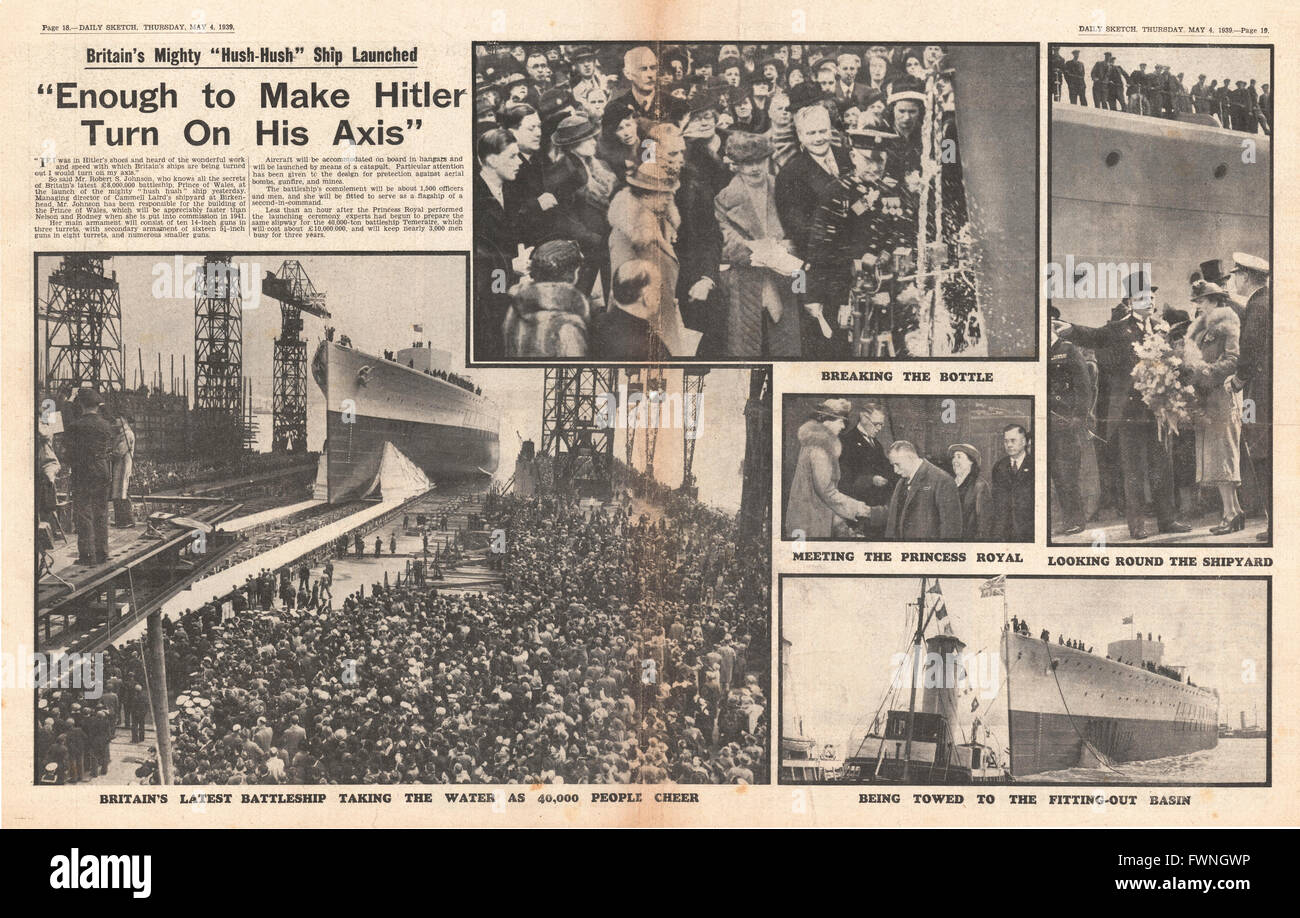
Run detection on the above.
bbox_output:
[784,399,871,539]
[606,161,699,356]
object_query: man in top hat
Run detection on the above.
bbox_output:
[1048,303,1094,536]
[1226,252,1271,540]
[64,387,114,565]
[1055,268,1192,539]
[1064,50,1088,106]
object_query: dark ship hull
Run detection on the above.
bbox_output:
[313,341,499,503]
[1005,632,1218,776]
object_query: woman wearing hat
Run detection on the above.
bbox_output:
[606,161,698,355]
[544,113,617,300]
[947,443,993,540]
[596,98,641,185]
[784,399,871,538]
[1183,278,1244,534]
[714,131,800,357]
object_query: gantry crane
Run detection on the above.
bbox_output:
[262,260,330,453]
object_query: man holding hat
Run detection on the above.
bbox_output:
[63,387,114,564]
[1226,252,1271,540]
[1055,267,1192,539]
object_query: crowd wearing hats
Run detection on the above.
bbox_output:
[1050,48,1271,134]
[473,42,980,360]
[44,486,769,785]
[1050,253,1271,541]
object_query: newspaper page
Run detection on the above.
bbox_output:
[1,0,1296,844]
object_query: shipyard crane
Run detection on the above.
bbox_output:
[263,260,330,453]
[680,368,708,496]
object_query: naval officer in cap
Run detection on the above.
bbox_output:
[1054,267,1192,540]
[1226,251,1271,540]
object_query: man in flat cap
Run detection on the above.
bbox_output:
[63,387,114,564]
[1226,252,1271,540]
[1055,267,1192,539]
[1064,50,1087,106]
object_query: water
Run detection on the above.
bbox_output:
[1021,737,1267,784]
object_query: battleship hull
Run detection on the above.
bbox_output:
[1005,632,1218,776]
[313,341,499,503]
[1050,103,1269,326]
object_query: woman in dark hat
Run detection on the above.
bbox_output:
[1183,278,1244,534]
[544,113,617,300]
[729,89,770,134]
[947,443,992,540]
[714,131,800,357]
[596,97,640,185]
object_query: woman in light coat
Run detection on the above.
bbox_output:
[1184,279,1244,534]
[784,399,870,539]
[606,161,697,356]
[714,131,801,357]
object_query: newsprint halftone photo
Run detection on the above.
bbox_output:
[470,41,1037,362]
[1047,44,1272,548]
[780,575,1269,786]
[34,252,772,786]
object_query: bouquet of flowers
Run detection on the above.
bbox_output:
[1130,318,1198,441]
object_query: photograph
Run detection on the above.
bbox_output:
[471,41,1037,362]
[780,574,1269,786]
[781,395,1033,542]
[34,252,771,786]
[1047,45,1271,546]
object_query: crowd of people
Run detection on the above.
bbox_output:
[784,399,1034,542]
[41,485,769,785]
[1049,256,1271,541]
[1050,48,1272,134]
[474,42,982,360]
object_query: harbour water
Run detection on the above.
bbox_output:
[1020,737,1267,785]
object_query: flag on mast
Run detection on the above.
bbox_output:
[980,575,1006,597]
